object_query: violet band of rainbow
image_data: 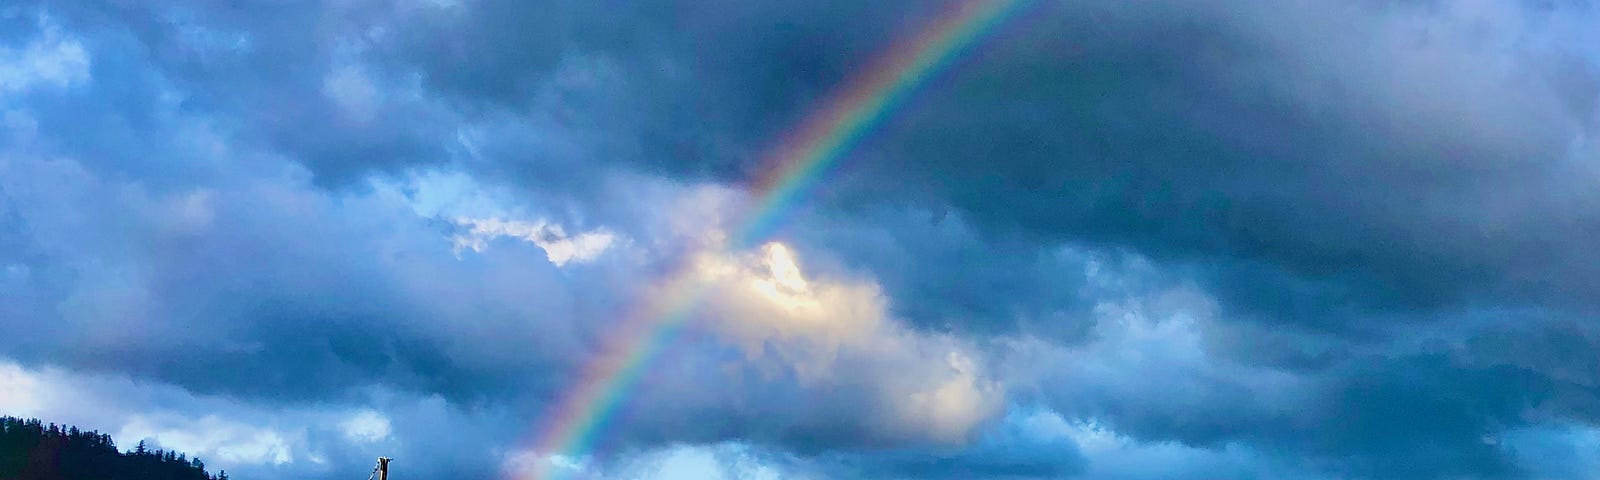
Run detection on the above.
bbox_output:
[518,3,1033,479]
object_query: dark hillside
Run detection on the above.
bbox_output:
[0,417,227,480]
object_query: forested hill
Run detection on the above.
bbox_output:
[0,417,228,480]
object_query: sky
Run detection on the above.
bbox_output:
[2,0,1600,479]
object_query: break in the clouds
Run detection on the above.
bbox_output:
[3,0,1600,479]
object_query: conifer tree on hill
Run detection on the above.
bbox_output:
[0,416,223,480]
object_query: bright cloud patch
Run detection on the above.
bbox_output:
[452,217,617,266]
[688,242,1002,444]
[322,65,382,121]
[0,16,89,93]
[119,415,296,466]
[339,410,393,443]
[0,362,46,417]
[501,450,588,480]
[6,1,1600,479]
[0,360,298,467]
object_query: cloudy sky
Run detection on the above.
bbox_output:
[3,0,1600,479]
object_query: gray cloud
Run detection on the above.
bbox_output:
[5,1,1600,479]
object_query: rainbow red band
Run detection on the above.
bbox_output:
[517,2,1032,478]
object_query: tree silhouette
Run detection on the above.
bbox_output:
[0,416,224,480]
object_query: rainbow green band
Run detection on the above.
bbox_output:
[519,2,1031,478]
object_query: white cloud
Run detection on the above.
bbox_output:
[687,242,1002,444]
[0,16,90,93]
[159,189,217,236]
[503,442,803,480]
[453,217,617,266]
[611,443,797,480]
[502,450,588,480]
[119,415,296,466]
[0,362,46,417]
[991,283,1320,476]
[322,65,381,121]
[340,410,393,443]
[0,360,301,467]
[1016,408,1286,480]
[0,359,433,476]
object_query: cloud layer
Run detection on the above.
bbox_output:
[2,1,1600,479]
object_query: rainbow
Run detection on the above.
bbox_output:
[516,2,1031,478]
[733,0,1029,248]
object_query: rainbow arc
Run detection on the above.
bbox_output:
[516,3,1033,478]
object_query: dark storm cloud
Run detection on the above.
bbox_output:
[483,2,1600,472]
[864,1,1600,323]
[0,4,1006,471]
[1011,297,1600,478]
[6,0,1600,479]
[0,3,617,410]
[1059,354,1554,478]
[378,0,956,177]
[0,151,593,406]
[149,0,1600,330]
[25,0,1600,323]
[22,0,948,188]
[27,0,458,185]
[782,204,1175,342]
